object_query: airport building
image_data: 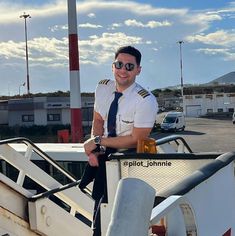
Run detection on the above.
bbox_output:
[0,96,94,127]
[1,84,235,128]
[183,85,235,117]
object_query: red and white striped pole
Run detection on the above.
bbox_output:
[67,0,83,142]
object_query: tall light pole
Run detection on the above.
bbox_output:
[178,40,184,113]
[20,13,31,95]
[19,82,25,96]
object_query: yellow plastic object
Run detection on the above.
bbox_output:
[137,138,157,154]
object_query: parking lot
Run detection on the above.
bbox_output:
[152,114,235,153]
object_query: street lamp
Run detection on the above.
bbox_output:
[178,40,184,113]
[20,12,31,95]
[19,82,26,96]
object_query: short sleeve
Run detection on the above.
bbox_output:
[134,95,158,128]
[94,81,115,119]
[94,85,100,112]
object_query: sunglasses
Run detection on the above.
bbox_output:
[113,61,136,72]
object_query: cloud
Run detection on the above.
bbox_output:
[178,11,222,35]
[0,37,68,67]
[196,48,235,61]
[0,31,143,68]
[188,29,235,61]
[108,23,123,30]
[49,24,68,32]
[0,0,187,25]
[0,0,235,95]
[49,22,103,32]
[124,19,172,28]
[87,13,96,18]
[79,23,103,28]
[0,1,66,24]
[197,48,229,55]
[73,1,188,17]
[79,32,143,64]
[186,30,235,46]
[189,12,222,23]
[0,40,25,60]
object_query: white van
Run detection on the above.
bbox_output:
[161,111,185,132]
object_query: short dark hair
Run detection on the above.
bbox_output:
[114,46,141,65]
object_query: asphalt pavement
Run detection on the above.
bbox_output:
[152,114,235,153]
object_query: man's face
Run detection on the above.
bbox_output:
[112,53,141,92]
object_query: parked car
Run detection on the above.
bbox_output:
[233,112,235,124]
[161,111,185,132]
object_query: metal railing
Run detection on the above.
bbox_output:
[0,137,77,182]
[0,137,93,220]
[156,135,193,153]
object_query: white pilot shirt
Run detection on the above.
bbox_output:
[94,79,158,137]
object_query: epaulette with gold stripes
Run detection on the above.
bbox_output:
[138,89,150,98]
[98,79,110,85]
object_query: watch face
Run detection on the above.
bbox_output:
[94,136,101,145]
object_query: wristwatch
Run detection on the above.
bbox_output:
[94,136,102,145]
[93,136,105,153]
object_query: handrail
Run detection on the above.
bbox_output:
[155,135,193,153]
[0,137,77,182]
[108,152,220,160]
[29,179,92,202]
[0,137,92,198]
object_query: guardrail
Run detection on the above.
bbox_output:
[0,137,77,182]
[156,135,193,153]
[0,137,93,220]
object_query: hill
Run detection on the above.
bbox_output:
[163,71,235,90]
[206,71,235,85]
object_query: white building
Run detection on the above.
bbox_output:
[0,96,94,127]
[183,85,235,117]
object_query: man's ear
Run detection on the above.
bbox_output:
[136,66,142,75]
[112,63,114,73]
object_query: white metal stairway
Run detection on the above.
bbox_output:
[0,137,94,236]
[1,136,235,236]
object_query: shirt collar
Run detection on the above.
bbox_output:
[113,82,137,97]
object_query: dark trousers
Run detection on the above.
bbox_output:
[79,154,108,236]
[92,197,103,236]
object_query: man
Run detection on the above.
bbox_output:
[81,45,158,236]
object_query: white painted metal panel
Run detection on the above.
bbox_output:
[29,198,92,236]
[186,105,202,117]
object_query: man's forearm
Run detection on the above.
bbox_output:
[100,135,137,149]
[100,127,152,149]
[91,113,104,137]
[91,121,104,137]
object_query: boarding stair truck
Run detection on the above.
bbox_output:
[161,111,185,132]
[0,136,235,236]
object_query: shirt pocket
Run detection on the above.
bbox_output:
[118,114,134,135]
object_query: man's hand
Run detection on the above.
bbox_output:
[88,152,99,167]
[84,137,97,155]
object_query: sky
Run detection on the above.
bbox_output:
[0,0,235,96]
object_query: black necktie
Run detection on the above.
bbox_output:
[106,91,122,154]
[107,91,122,137]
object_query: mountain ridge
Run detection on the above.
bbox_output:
[163,71,235,90]
[205,71,235,85]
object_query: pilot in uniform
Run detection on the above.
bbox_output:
[80,79,158,235]
[95,79,158,139]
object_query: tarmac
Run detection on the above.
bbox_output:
[152,114,235,153]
